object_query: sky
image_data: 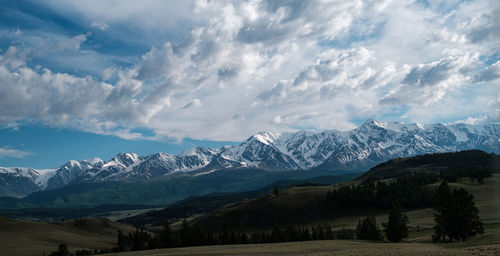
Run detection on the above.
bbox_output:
[0,0,499,168]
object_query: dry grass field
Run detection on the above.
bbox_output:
[106,240,500,256]
[0,217,136,256]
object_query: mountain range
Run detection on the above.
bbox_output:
[1,119,499,198]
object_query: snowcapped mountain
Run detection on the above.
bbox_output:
[213,119,499,171]
[45,147,218,190]
[1,120,498,197]
[0,167,57,197]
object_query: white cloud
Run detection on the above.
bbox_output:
[91,22,108,31]
[1,0,499,141]
[0,147,33,159]
[450,116,489,125]
[477,60,500,82]
[381,53,479,106]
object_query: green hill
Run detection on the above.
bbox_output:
[119,174,358,227]
[192,150,498,232]
[357,150,499,183]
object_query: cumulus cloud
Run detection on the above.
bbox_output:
[0,147,33,159]
[258,47,398,105]
[381,53,479,106]
[0,0,499,141]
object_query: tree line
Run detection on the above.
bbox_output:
[326,173,439,210]
[112,201,417,253]
[114,220,359,252]
[441,167,492,184]
[326,166,491,212]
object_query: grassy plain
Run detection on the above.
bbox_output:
[106,239,500,256]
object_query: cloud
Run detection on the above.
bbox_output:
[477,60,500,82]
[62,33,91,51]
[258,47,398,105]
[381,53,479,106]
[182,99,202,109]
[91,22,108,31]
[0,0,499,141]
[0,147,33,159]
[466,6,500,44]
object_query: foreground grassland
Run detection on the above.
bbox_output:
[107,240,500,256]
[0,217,136,256]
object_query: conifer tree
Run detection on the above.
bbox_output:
[162,220,175,248]
[356,216,383,241]
[384,202,409,242]
[117,230,127,251]
[433,181,484,242]
[433,181,452,242]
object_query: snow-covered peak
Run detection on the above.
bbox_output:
[247,131,281,145]
[125,152,139,161]
[85,157,104,165]
[0,167,57,189]
[103,152,141,168]
[1,119,498,198]
[117,152,140,163]
[181,146,218,157]
[67,160,81,168]
[360,119,423,132]
[0,167,38,178]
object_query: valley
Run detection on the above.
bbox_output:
[0,129,498,255]
[101,161,500,256]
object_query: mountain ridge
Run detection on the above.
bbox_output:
[1,120,499,197]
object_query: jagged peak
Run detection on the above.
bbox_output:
[360,119,423,132]
[180,146,217,156]
[116,152,139,160]
[149,152,171,158]
[84,157,104,165]
[0,166,37,175]
[110,152,140,164]
[247,131,281,145]
[61,160,82,169]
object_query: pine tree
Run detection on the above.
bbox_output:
[356,216,383,241]
[433,181,484,242]
[447,188,484,241]
[133,228,147,250]
[117,230,127,251]
[433,181,452,242]
[179,220,192,246]
[162,220,175,248]
[240,232,248,244]
[273,187,280,197]
[57,244,69,256]
[384,202,409,242]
